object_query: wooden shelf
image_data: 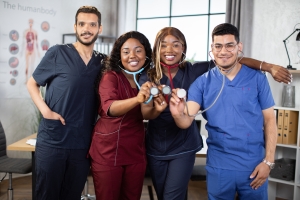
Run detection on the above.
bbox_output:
[274,106,300,111]
[288,70,300,74]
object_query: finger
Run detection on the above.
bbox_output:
[157,93,165,101]
[147,82,154,88]
[137,92,148,103]
[250,178,260,189]
[169,96,179,105]
[171,94,180,103]
[59,116,66,125]
[253,179,265,190]
[249,168,258,179]
[277,72,292,83]
[141,87,151,96]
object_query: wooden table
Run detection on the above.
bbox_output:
[7,133,36,152]
[7,133,37,200]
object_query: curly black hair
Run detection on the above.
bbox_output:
[94,31,152,109]
[96,31,152,83]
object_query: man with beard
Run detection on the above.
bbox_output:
[27,6,105,200]
[170,23,277,199]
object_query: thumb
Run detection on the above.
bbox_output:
[59,116,66,125]
[250,168,258,179]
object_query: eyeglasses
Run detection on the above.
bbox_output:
[212,43,238,52]
[160,42,184,51]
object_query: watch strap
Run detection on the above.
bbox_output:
[262,159,275,169]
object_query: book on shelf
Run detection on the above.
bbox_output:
[282,110,299,145]
[276,109,284,144]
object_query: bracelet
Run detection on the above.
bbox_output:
[259,61,264,73]
[259,61,264,72]
[259,61,266,74]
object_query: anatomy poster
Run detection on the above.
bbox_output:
[0,0,62,98]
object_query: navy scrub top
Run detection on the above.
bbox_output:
[139,61,214,159]
[33,44,105,149]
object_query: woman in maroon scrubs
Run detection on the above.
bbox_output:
[89,31,163,200]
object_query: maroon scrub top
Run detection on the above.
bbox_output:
[89,71,146,166]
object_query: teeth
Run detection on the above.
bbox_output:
[129,61,138,66]
[166,56,174,59]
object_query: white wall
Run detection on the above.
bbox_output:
[250,0,300,108]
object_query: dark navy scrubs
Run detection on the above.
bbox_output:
[32,44,105,199]
[139,61,213,199]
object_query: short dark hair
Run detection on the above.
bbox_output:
[75,6,101,26]
[212,23,240,43]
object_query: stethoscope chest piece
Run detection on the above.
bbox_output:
[177,89,187,98]
[162,85,171,95]
[150,87,159,96]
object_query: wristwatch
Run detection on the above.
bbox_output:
[262,159,275,169]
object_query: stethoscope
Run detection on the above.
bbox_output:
[118,58,153,104]
[178,50,244,117]
[149,52,187,99]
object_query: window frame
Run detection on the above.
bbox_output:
[136,0,226,61]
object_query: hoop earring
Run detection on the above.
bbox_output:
[178,52,186,65]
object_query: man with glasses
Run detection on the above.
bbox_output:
[170,23,277,200]
[27,6,105,199]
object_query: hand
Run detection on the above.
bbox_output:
[169,88,185,117]
[249,162,270,190]
[137,81,153,103]
[268,63,292,84]
[153,93,167,112]
[43,110,66,125]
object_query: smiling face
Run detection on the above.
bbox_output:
[212,34,242,69]
[160,35,185,66]
[74,13,102,46]
[120,38,146,72]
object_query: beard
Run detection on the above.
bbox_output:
[76,30,98,46]
[215,53,239,69]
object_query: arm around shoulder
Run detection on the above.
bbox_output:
[239,57,292,84]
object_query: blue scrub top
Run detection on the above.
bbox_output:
[188,65,275,171]
[33,44,105,149]
[139,61,213,160]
